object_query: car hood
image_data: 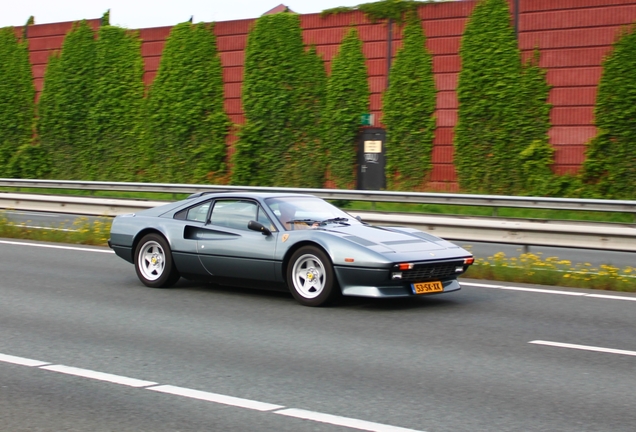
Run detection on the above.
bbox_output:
[324,224,457,254]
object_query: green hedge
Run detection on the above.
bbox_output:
[323,27,370,188]
[145,21,230,184]
[517,51,556,196]
[323,0,425,24]
[455,0,556,196]
[35,53,62,177]
[454,0,524,194]
[0,27,35,177]
[87,25,145,181]
[383,11,436,190]
[582,26,636,199]
[281,45,328,188]
[37,20,96,180]
[232,13,322,187]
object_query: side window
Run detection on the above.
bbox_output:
[175,201,212,222]
[257,205,275,230]
[187,202,212,222]
[210,200,258,231]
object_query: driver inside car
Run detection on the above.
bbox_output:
[277,202,318,230]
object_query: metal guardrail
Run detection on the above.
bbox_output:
[1,180,636,253]
[0,193,166,216]
[2,178,636,215]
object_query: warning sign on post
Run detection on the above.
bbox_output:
[364,140,382,153]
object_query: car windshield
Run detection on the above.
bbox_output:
[265,196,360,231]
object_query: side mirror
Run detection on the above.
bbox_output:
[248,220,272,236]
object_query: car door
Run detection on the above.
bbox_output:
[195,199,279,281]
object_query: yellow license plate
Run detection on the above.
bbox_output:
[412,281,444,294]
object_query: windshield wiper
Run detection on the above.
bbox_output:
[290,219,318,224]
[320,217,350,226]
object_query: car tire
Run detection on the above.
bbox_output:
[287,246,339,307]
[135,233,180,288]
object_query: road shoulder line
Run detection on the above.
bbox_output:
[462,282,636,302]
[529,340,636,357]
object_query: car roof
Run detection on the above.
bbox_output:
[187,191,316,200]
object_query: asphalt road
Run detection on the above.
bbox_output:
[1,239,635,431]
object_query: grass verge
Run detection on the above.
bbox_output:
[0,212,111,246]
[466,252,635,293]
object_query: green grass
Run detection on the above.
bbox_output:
[0,212,111,246]
[345,201,635,224]
[464,252,635,293]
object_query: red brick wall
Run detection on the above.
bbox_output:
[519,0,636,177]
[18,0,636,189]
[25,19,101,96]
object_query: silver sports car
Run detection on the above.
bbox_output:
[108,192,474,306]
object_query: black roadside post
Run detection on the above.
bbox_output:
[357,117,386,190]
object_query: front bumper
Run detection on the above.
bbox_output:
[334,266,462,298]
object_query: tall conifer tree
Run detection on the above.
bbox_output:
[454,0,523,194]
[87,24,145,181]
[383,11,436,190]
[232,13,317,186]
[323,28,370,188]
[145,21,230,184]
[37,20,96,180]
[0,27,35,177]
[582,27,636,199]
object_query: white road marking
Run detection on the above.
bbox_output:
[0,352,423,432]
[529,340,636,357]
[148,385,284,411]
[275,408,423,432]
[40,364,158,387]
[10,211,61,218]
[585,293,636,302]
[18,225,79,232]
[462,282,636,301]
[0,239,113,253]
[0,353,50,367]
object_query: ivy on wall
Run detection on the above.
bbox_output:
[582,26,636,199]
[232,13,321,187]
[1,1,594,197]
[323,27,370,189]
[145,21,230,184]
[0,27,35,177]
[281,45,328,188]
[383,11,436,191]
[454,0,526,194]
[37,20,96,180]
[322,0,431,24]
[35,53,62,177]
[517,51,556,196]
[86,24,145,181]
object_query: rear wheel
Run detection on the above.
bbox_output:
[135,233,180,288]
[287,246,339,307]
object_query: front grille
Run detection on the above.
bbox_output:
[398,261,464,282]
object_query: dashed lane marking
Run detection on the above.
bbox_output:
[529,340,636,357]
[0,352,424,432]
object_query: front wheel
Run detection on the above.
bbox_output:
[135,233,180,288]
[287,246,339,307]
